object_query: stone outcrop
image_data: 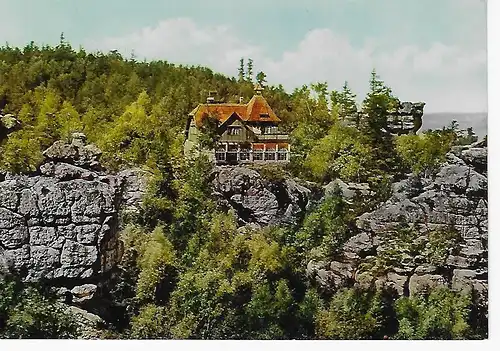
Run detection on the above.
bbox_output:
[0,134,149,296]
[386,101,425,135]
[345,101,425,135]
[324,179,373,204]
[307,140,487,306]
[212,166,318,227]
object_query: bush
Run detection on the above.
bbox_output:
[395,288,475,339]
[0,277,79,338]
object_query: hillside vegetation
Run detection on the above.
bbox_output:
[0,39,486,340]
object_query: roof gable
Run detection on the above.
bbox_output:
[245,95,281,123]
[190,92,281,127]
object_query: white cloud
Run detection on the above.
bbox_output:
[86,17,487,113]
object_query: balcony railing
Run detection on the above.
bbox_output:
[215,150,289,164]
[255,134,289,141]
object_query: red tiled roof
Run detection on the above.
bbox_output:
[190,94,281,127]
[245,95,280,122]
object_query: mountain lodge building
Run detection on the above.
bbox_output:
[184,84,290,164]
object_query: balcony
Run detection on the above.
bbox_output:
[215,150,289,164]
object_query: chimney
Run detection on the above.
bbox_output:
[207,90,217,103]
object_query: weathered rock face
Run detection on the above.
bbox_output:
[345,101,425,135]
[0,134,149,297]
[324,179,373,204]
[386,101,425,135]
[307,140,488,305]
[212,166,318,227]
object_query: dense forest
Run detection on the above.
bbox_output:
[0,38,486,339]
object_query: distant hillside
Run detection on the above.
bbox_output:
[422,112,487,137]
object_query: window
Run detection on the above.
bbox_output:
[277,152,287,161]
[240,152,250,161]
[260,113,270,119]
[216,144,226,152]
[265,151,276,161]
[215,152,225,161]
[253,152,264,161]
[227,127,242,135]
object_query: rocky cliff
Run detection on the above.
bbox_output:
[0,132,489,329]
[211,166,319,227]
[0,133,149,305]
[307,140,487,307]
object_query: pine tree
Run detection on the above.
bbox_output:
[256,71,267,86]
[238,58,245,82]
[361,69,400,172]
[246,58,254,83]
[336,81,358,127]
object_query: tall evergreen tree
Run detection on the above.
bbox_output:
[238,58,245,82]
[361,69,400,173]
[246,58,254,83]
[335,81,358,127]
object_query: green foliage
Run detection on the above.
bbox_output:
[0,42,249,173]
[0,277,79,338]
[304,124,373,183]
[130,226,177,303]
[316,287,396,339]
[360,69,401,172]
[396,130,455,176]
[294,189,356,261]
[125,211,318,339]
[0,42,488,340]
[331,81,359,125]
[130,304,172,339]
[395,288,473,339]
[197,114,220,150]
[256,71,267,86]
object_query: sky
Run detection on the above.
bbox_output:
[0,0,488,113]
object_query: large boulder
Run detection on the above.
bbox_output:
[0,135,149,289]
[212,166,315,227]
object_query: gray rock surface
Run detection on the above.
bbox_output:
[324,179,373,203]
[0,134,149,289]
[212,166,314,226]
[386,101,425,135]
[307,141,488,306]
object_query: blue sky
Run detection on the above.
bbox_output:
[0,0,488,113]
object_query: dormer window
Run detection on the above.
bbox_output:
[227,126,242,135]
[260,113,270,119]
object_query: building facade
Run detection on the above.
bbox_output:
[184,84,290,164]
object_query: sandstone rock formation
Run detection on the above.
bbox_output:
[0,133,149,304]
[386,101,425,135]
[345,101,425,135]
[212,166,318,227]
[307,140,487,306]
